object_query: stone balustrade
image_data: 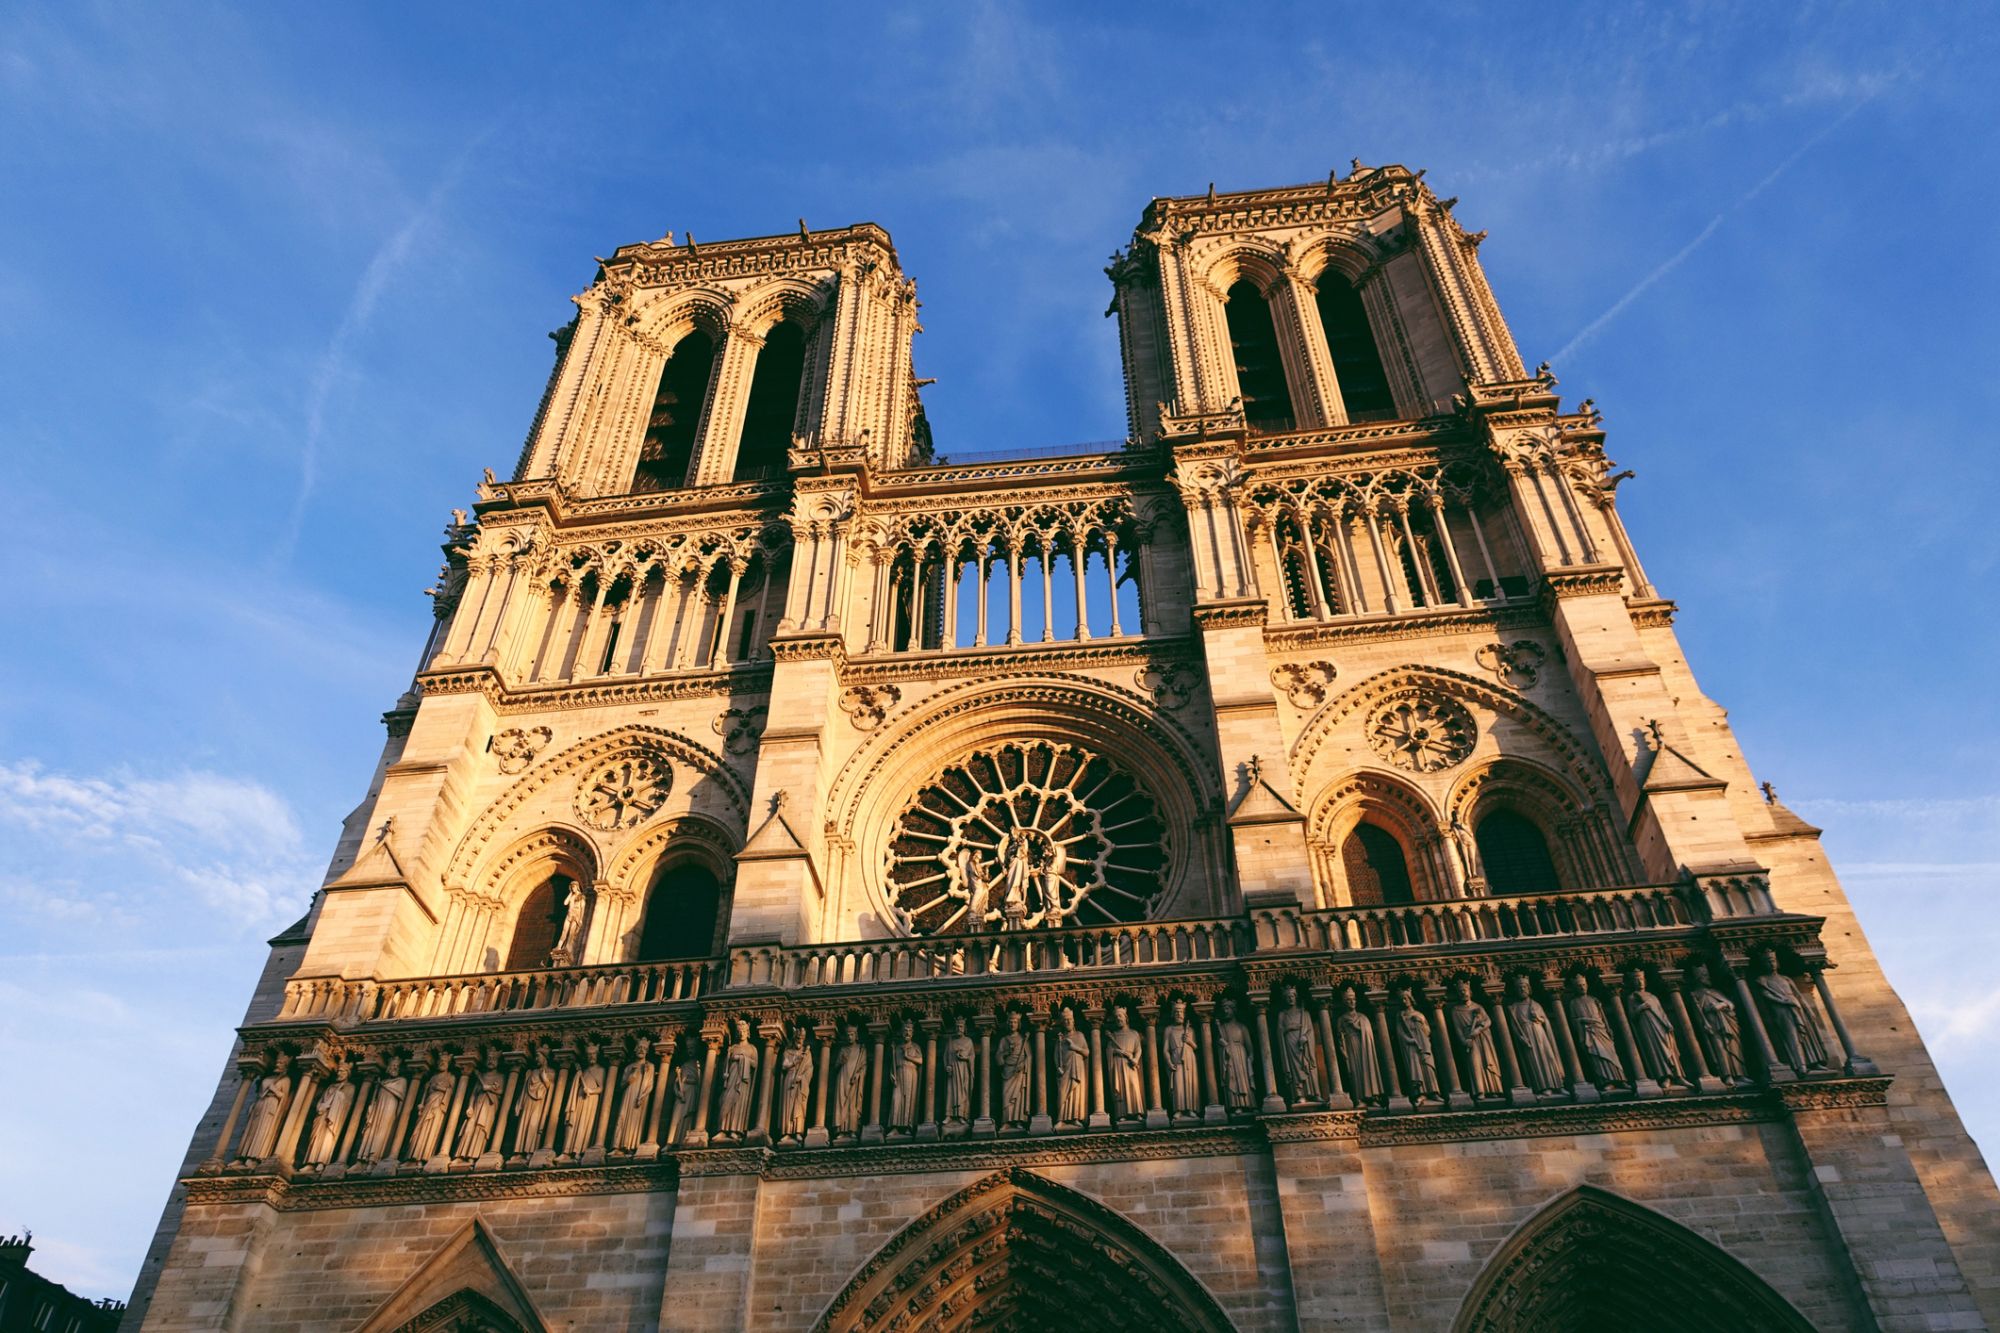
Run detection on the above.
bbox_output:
[277,957,715,1025]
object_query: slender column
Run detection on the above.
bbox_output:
[672,589,707,671]
[385,1060,423,1166]
[575,577,612,677]
[333,1074,374,1168]
[640,574,677,674]
[1030,1022,1052,1134]
[1038,547,1055,641]
[586,1057,615,1158]
[1086,1013,1110,1129]
[1731,970,1786,1083]
[642,1043,672,1155]
[1359,505,1399,613]
[1141,1005,1168,1127]
[864,1020,888,1142]
[1525,465,1575,565]
[1430,497,1474,606]
[1487,997,1535,1105]
[973,550,990,646]
[709,560,744,669]
[1426,989,1469,1109]
[1599,500,1657,598]
[975,1018,996,1135]
[540,1065,573,1157]
[1310,991,1350,1109]
[1105,535,1124,636]
[750,558,778,658]
[276,1067,324,1168]
[747,1024,779,1146]
[685,1034,720,1146]
[1250,999,1286,1114]
[939,550,957,651]
[1195,1002,1224,1122]
[1371,997,1413,1113]
[1543,984,1595,1102]
[1605,980,1662,1096]
[202,1072,254,1171]
[1334,507,1370,614]
[807,1023,834,1147]
[1396,503,1441,606]
[905,554,925,650]
[1546,459,1601,562]
[1005,543,1023,645]
[917,1020,941,1139]
[439,561,497,663]
[1301,525,1332,618]
[1467,505,1503,598]
[1810,969,1877,1075]
[1070,537,1092,639]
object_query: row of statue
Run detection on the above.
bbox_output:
[218,954,1847,1173]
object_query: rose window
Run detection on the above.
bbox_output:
[885,742,1168,936]
[575,753,672,831]
[1368,695,1476,772]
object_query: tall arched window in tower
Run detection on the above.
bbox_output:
[636,863,725,960]
[1315,272,1396,421]
[1475,810,1560,895]
[1223,280,1295,432]
[634,331,715,492]
[503,874,572,970]
[1341,821,1415,906]
[734,320,807,480]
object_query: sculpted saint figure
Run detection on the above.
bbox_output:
[889,1019,923,1130]
[513,1046,556,1153]
[1040,843,1069,931]
[611,1038,655,1152]
[1276,984,1322,1102]
[998,830,1036,926]
[778,1028,814,1141]
[1507,976,1566,1094]
[1053,1007,1090,1125]
[997,1011,1032,1125]
[550,880,588,965]
[1450,980,1505,1097]
[355,1055,408,1162]
[1450,815,1484,889]
[668,1045,703,1143]
[1688,965,1749,1084]
[833,1024,868,1136]
[1336,989,1385,1104]
[1160,999,1200,1116]
[563,1042,606,1154]
[1105,1005,1145,1121]
[456,1049,506,1160]
[1215,997,1257,1112]
[717,1021,758,1138]
[236,1052,294,1162]
[943,1016,976,1124]
[1753,950,1831,1075]
[407,1060,458,1161]
[304,1059,355,1167]
[1567,976,1625,1087]
[1625,973,1690,1087]
[957,846,993,930]
[1394,990,1441,1101]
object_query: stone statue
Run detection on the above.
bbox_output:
[563,1042,606,1154]
[1450,815,1484,888]
[1394,990,1441,1102]
[1566,976,1625,1086]
[1449,980,1504,1097]
[717,1021,758,1138]
[1105,1005,1145,1122]
[1753,950,1831,1075]
[668,1045,703,1143]
[236,1052,294,1162]
[1507,976,1566,1094]
[778,1028,814,1142]
[1688,965,1749,1084]
[549,880,588,966]
[455,1049,506,1160]
[1215,997,1256,1112]
[407,1060,458,1161]
[1040,842,1069,930]
[611,1038,655,1152]
[304,1059,354,1167]
[514,1046,555,1153]
[943,1016,975,1124]
[1161,998,1200,1117]
[997,1011,1032,1125]
[355,1055,408,1162]
[1625,973,1690,1087]
[833,1024,868,1135]
[1276,984,1322,1102]
[891,1019,923,1131]
[1053,1007,1090,1125]
[1336,989,1385,1104]
[957,846,993,930]
[997,830,1036,926]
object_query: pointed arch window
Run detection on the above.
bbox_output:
[734,320,807,480]
[1223,279,1295,432]
[503,873,572,970]
[1475,810,1560,895]
[1341,821,1415,906]
[635,330,715,492]
[636,863,725,960]
[1316,271,1396,421]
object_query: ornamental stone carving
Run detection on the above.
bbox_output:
[1133,663,1199,710]
[575,752,672,831]
[1270,660,1338,708]
[839,683,902,731]
[1368,694,1476,772]
[1476,640,1546,689]
[713,706,767,757]
[492,726,552,775]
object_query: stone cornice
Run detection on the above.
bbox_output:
[1191,599,1270,630]
[1540,565,1628,603]
[1263,602,1539,650]
[415,663,772,714]
[839,637,1195,686]
[181,1162,676,1212]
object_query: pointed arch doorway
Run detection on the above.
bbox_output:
[811,1168,1237,1333]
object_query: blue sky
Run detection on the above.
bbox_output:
[2,1,1996,1300]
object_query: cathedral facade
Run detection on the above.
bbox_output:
[125,167,1998,1332]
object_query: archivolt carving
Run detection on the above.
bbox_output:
[603,813,740,894]
[474,826,598,906]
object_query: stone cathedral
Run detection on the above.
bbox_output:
[125,166,1999,1333]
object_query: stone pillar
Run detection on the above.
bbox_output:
[1311,988,1351,1110]
[685,1032,720,1147]
[1371,993,1414,1114]
[1426,987,1471,1110]
[1085,1010,1111,1131]
[1195,999,1225,1123]
[917,1019,941,1140]
[748,1023,780,1146]
[1810,968,1879,1076]
[863,1019,888,1143]
[807,1022,834,1148]
[1543,977,1597,1103]
[974,1017,997,1137]
[1486,995,1535,1106]
[200,1071,253,1172]
[1662,973,1724,1094]
[1605,978,1662,1097]
[1030,1021,1052,1135]
[1250,997,1287,1114]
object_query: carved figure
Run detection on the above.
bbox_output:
[717,1022,758,1138]
[1566,976,1625,1086]
[304,1060,354,1167]
[778,1029,813,1141]
[562,1042,606,1154]
[1106,1005,1145,1121]
[1040,842,1069,929]
[833,1024,868,1135]
[997,830,1036,925]
[1688,964,1749,1084]
[1336,989,1385,1104]
[997,1011,1032,1125]
[1394,990,1441,1101]
[1215,998,1257,1111]
[407,1061,458,1161]
[1450,816,1484,888]
[1754,950,1831,1075]
[355,1055,408,1161]
[1161,999,1200,1116]
[236,1052,293,1162]
[1507,976,1566,1093]
[456,1049,506,1159]
[1053,1008,1090,1125]
[1450,980,1504,1096]
[957,846,993,930]
[943,1016,975,1124]
[1276,984,1322,1101]
[1625,973,1690,1087]
[550,881,588,966]
[669,1046,703,1143]
[611,1038,655,1151]
[891,1019,923,1130]
[514,1046,555,1152]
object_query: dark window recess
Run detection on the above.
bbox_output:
[1342,822,1415,906]
[734,321,807,480]
[504,874,572,970]
[1224,281,1295,432]
[638,865,724,960]
[1475,811,1560,895]
[635,331,715,492]
[1316,273,1397,421]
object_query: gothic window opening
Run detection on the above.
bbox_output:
[1316,272,1396,421]
[1341,821,1415,906]
[1475,810,1560,895]
[504,874,573,971]
[634,331,714,492]
[1224,279,1295,432]
[734,321,807,480]
[637,863,725,960]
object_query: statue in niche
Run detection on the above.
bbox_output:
[1394,990,1441,1102]
[1275,984,1322,1102]
[407,1058,458,1161]
[1625,972,1691,1088]
[1105,1004,1145,1122]
[304,1058,354,1167]
[1688,964,1750,1084]
[1753,949,1832,1075]
[513,1046,555,1153]
[777,1028,814,1142]
[890,1018,923,1131]
[1161,998,1200,1117]
[1053,1007,1090,1125]
[833,1023,868,1136]
[997,1011,1032,1126]
[1215,997,1257,1112]
[236,1051,293,1162]
[943,1015,975,1125]
[1337,988,1385,1104]
[355,1054,408,1162]
[1566,976,1626,1087]
[549,880,588,967]
[716,1021,758,1138]
[455,1049,506,1160]
[611,1037,655,1152]
[1508,976,1567,1094]
[562,1041,606,1154]
[1449,815,1484,890]
[668,1044,703,1144]
[1450,979,1505,1097]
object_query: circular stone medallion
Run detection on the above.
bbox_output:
[1367,695,1476,772]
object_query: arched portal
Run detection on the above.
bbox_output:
[1452,1185,1816,1333]
[812,1168,1237,1333]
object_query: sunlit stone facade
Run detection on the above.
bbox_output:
[125,167,1999,1332]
